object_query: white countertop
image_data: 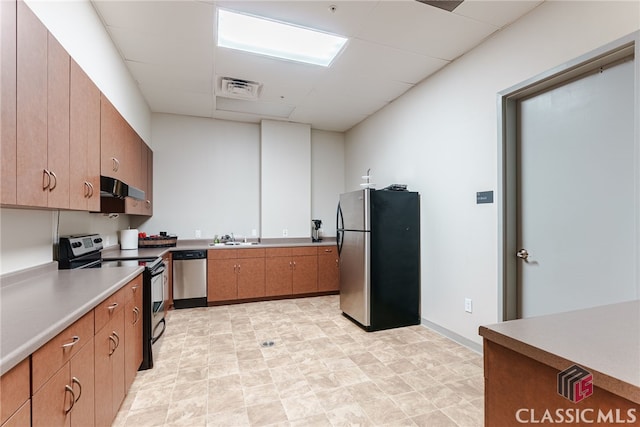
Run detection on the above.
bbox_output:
[0,263,143,375]
[479,300,640,403]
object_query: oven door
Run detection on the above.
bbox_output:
[150,262,166,344]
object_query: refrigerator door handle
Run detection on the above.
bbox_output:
[336,202,344,256]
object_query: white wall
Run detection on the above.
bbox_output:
[24,0,151,141]
[139,114,261,240]
[344,0,640,346]
[261,120,311,239]
[135,114,344,241]
[311,130,345,237]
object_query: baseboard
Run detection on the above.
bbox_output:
[420,318,483,354]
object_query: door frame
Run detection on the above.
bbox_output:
[497,31,640,321]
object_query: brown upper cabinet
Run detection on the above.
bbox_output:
[1,0,17,205]
[1,0,154,214]
[16,1,52,208]
[69,60,100,211]
[100,95,140,188]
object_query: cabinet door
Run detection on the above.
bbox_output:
[69,337,95,427]
[94,309,124,427]
[124,293,142,392]
[318,248,340,292]
[163,253,172,311]
[292,255,317,294]
[69,60,100,211]
[145,146,153,215]
[32,363,71,427]
[0,358,29,426]
[208,259,237,302]
[46,32,70,209]
[16,0,47,207]
[237,257,265,299]
[265,257,292,297]
[1,0,17,205]
[100,96,124,180]
[1,401,30,427]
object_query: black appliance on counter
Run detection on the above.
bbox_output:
[57,234,166,370]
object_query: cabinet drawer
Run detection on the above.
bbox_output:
[208,249,236,260]
[0,359,30,425]
[265,247,291,257]
[122,274,142,303]
[318,246,336,255]
[94,285,126,332]
[292,246,317,256]
[236,248,265,259]
[31,310,94,393]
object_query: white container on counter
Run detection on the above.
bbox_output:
[120,229,138,250]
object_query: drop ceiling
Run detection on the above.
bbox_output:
[91,0,543,132]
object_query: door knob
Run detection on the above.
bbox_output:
[516,249,530,261]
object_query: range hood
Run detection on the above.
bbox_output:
[100,176,145,201]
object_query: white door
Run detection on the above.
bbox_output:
[517,58,637,318]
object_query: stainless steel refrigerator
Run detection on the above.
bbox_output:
[337,188,420,331]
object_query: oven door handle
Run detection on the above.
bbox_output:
[151,317,166,344]
[149,264,165,277]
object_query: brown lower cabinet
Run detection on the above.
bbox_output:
[32,336,95,427]
[208,249,266,302]
[207,245,337,303]
[5,274,143,427]
[318,246,340,292]
[0,358,30,427]
[265,247,318,297]
[94,309,125,427]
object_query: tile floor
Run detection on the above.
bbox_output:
[113,295,484,427]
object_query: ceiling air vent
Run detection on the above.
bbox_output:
[416,0,464,12]
[218,77,262,100]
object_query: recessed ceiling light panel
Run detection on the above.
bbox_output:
[217,9,348,67]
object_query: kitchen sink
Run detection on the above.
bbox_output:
[208,241,259,247]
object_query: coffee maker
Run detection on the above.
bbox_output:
[312,219,322,242]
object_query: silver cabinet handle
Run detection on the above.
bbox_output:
[72,376,82,402]
[61,335,80,349]
[43,169,51,190]
[64,385,76,413]
[289,261,292,269]
[113,331,120,349]
[324,249,332,253]
[131,285,139,293]
[146,200,151,206]
[108,335,117,356]
[111,157,120,172]
[49,170,57,191]
[237,264,241,274]
[133,307,140,326]
[107,302,118,311]
[516,249,530,262]
[293,261,296,270]
[84,181,95,198]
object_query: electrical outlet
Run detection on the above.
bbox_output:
[282,229,288,237]
[464,298,473,313]
[195,229,202,238]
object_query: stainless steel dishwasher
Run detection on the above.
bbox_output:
[172,250,207,309]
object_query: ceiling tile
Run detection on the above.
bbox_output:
[454,0,544,28]
[331,38,450,85]
[356,1,498,60]
[127,61,212,94]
